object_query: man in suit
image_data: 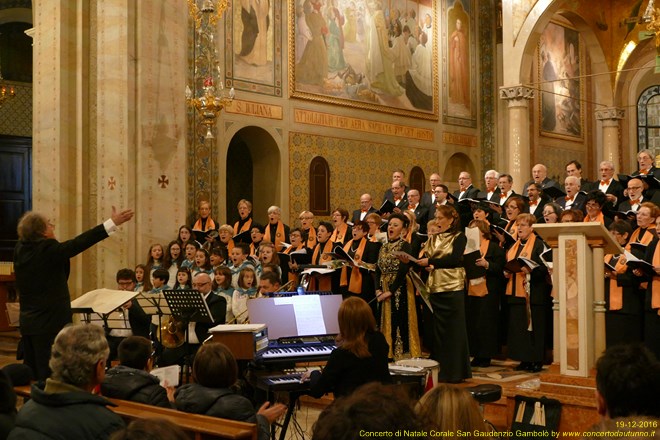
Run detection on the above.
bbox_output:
[383,169,409,203]
[351,193,378,224]
[526,182,547,223]
[454,171,480,200]
[421,173,442,207]
[390,180,409,211]
[406,189,429,233]
[107,268,152,361]
[497,174,515,209]
[433,184,451,208]
[479,169,501,202]
[13,206,134,381]
[634,149,660,179]
[454,171,480,228]
[618,177,651,213]
[522,163,561,196]
[159,272,226,367]
[566,160,590,187]
[557,176,587,213]
[587,160,624,211]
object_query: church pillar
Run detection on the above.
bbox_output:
[32,0,93,295]
[595,107,625,170]
[499,86,535,193]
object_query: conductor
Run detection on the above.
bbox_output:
[13,206,134,381]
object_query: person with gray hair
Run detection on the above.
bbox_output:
[263,205,290,252]
[481,169,501,202]
[635,149,660,179]
[557,175,587,213]
[9,325,125,439]
[13,206,134,381]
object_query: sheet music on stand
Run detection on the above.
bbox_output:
[136,292,172,326]
[163,289,214,324]
[70,288,139,329]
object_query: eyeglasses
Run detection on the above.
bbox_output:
[299,216,313,220]
[192,282,210,288]
[117,281,134,288]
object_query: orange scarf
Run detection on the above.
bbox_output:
[340,238,367,294]
[284,244,304,285]
[605,254,628,310]
[505,220,519,241]
[653,244,660,314]
[233,218,252,235]
[249,242,258,256]
[626,226,656,251]
[312,240,335,264]
[505,234,537,298]
[264,222,286,252]
[584,212,605,225]
[309,240,335,291]
[331,223,349,244]
[468,238,490,297]
[192,217,216,233]
[226,239,235,254]
[304,227,317,249]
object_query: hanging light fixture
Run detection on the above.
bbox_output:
[186,0,235,139]
[0,50,15,108]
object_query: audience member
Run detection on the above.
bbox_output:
[595,343,660,419]
[101,336,172,408]
[416,384,489,434]
[110,419,188,440]
[175,343,286,440]
[9,325,124,439]
[312,382,424,440]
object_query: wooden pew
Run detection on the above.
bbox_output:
[15,385,257,440]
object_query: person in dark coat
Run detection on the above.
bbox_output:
[465,220,506,368]
[302,297,391,398]
[101,336,171,408]
[9,325,124,440]
[175,343,286,440]
[13,207,134,381]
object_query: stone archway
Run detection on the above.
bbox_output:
[225,126,280,225]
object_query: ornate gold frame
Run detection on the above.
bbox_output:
[287,0,439,120]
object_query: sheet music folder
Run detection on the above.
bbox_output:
[71,288,139,329]
[163,289,213,324]
[71,288,138,315]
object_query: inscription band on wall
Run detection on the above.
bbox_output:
[442,131,478,147]
[225,99,283,120]
[294,109,434,142]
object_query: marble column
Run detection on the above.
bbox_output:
[595,108,625,170]
[32,0,91,294]
[499,86,535,193]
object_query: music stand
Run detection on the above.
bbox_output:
[71,288,139,334]
[163,289,214,380]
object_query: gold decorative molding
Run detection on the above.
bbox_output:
[293,109,434,142]
[225,99,283,120]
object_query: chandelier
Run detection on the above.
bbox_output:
[185,0,235,139]
[0,52,15,108]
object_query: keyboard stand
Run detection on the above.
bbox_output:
[247,369,312,440]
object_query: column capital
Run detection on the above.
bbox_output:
[499,85,534,101]
[499,86,534,108]
[595,107,625,121]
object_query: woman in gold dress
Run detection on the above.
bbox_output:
[375,213,420,360]
[416,205,471,383]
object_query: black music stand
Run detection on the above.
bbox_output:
[163,289,214,381]
[136,292,172,359]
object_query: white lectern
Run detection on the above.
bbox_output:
[534,223,623,377]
